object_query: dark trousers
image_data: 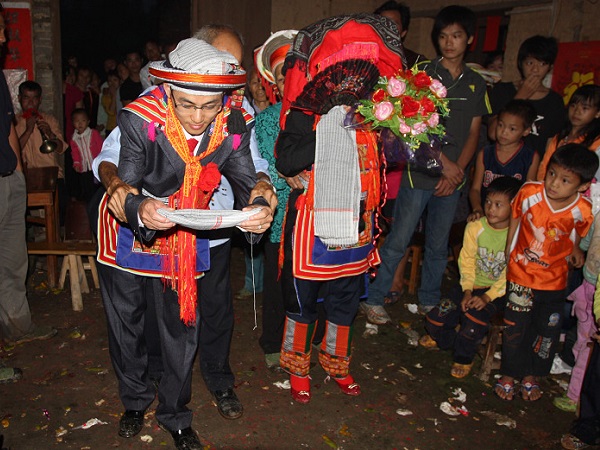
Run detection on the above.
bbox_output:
[500,282,566,378]
[425,285,505,364]
[571,341,600,445]
[89,188,163,381]
[98,263,198,431]
[197,241,235,392]
[259,241,285,354]
[291,274,362,327]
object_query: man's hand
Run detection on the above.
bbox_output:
[239,204,274,234]
[106,178,139,222]
[99,161,139,222]
[250,179,278,211]
[138,198,175,230]
[434,178,458,197]
[36,119,52,138]
[282,172,305,190]
[24,115,36,133]
[439,156,464,186]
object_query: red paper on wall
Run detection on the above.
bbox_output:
[552,41,600,105]
[483,16,501,52]
[2,4,33,79]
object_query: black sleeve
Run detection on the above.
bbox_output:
[118,112,158,243]
[275,109,317,177]
[489,82,516,116]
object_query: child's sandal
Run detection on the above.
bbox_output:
[384,290,404,305]
[494,379,515,401]
[418,334,438,349]
[553,395,577,413]
[561,434,592,449]
[521,381,542,401]
[450,362,473,379]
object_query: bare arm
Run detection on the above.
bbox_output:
[468,150,485,221]
[487,115,497,141]
[505,214,521,257]
[18,116,35,151]
[456,116,482,171]
[570,234,585,268]
[526,151,541,181]
[434,116,481,197]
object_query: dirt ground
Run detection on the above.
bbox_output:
[0,248,576,449]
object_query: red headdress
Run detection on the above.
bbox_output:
[279,13,406,128]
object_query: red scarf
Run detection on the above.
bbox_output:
[161,99,224,325]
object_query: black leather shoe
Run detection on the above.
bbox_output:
[168,427,203,450]
[118,410,144,438]
[213,388,243,419]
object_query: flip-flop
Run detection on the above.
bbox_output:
[521,381,542,401]
[450,362,473,379]
[384,290,404,305]
[494,379,515,401]
[561,434,592,449]
[418,334,439,349]
[0,367,22,383]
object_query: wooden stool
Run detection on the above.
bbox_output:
[27,241,98,311]
[403,244,423,295]
[478,314,506,382]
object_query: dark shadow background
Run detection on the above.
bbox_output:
[60,0,191,76]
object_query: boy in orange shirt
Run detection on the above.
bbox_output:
[495,144,598,401]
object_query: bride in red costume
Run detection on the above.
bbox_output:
[274,13,405,403]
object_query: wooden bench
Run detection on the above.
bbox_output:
[477,313,506,382]
[27,241,99,311]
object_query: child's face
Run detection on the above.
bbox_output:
[568,100,600,130]
[117,63,129,81]
[484,192,512,229]
[437,23,473,61]
[487,55,503,73]
[73,113,89,134]
[495,112,530,146]
[108,75,120,90]
[521,57,551,80]
[544,163,587,206]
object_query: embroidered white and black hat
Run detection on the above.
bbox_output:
[149,38,246,95]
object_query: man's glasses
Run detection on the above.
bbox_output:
[170,91,223,115]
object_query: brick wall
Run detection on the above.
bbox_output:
[30,0,62,128]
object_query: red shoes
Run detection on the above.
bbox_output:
[290,374,362,403]
[334,375,361,396]
[290,375,311,404]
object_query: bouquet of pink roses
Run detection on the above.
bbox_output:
[355,67,450,169]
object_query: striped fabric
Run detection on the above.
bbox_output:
[96,193,207,278]
[280,318,315,377]
[318,322,352,378]
[292,207,380,280]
